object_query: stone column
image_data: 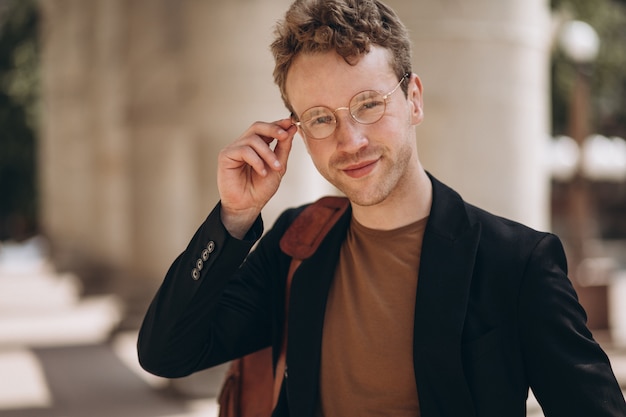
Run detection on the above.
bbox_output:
[89,0,132,277]
[39,0,132,288]
[39,0,98,270]
[118,0,195,307]
[388,0,552,230]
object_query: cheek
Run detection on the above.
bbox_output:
[304,140,333,171]
[300,132,312,155]
[371,114,407,139]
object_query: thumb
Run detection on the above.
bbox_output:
[274,124,296,173]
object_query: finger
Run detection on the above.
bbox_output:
[273,125,296,171]
[224,120,294,175]
[248,120,291,145]
[247,135,287,173]
[264,119,296,170]
[250,120,296,170]
[221,144,270,177]
[275,118,296,132]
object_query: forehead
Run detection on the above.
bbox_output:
[285,46,396,113]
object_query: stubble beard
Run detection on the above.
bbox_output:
[326,139,415,207]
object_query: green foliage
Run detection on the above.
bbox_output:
[551,0,626,137]
[0,0,39,240]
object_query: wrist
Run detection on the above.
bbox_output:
[220,205,261,240]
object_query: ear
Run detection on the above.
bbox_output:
[407,73,424,125]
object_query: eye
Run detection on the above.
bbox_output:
[351,92,385,115]
[302,108,335,127]
[361,98,384,110]
[310,115,334,126]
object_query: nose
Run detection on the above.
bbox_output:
[334,111,368,153]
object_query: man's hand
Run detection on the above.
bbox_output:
[217,118,297,239]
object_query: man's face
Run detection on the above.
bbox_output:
[285,46,424,207]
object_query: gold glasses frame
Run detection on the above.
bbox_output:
[292,72,410,140]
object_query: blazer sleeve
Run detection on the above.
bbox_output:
[137,202,293,378]
[519,233,626,417]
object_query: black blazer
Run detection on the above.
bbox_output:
[138,175,626,417]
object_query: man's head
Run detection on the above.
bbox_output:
[271,0,412,114]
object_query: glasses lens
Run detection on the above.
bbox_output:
[350,91,386,124]
[300,107,336,139]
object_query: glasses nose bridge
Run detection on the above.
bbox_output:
[333,107,365,146]
[331,105,357,126]
[332,105,351,118]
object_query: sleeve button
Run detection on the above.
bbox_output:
[191,268,200,280]
[207,241,216,253]
[196,259,204,271]
[201,248,210,261]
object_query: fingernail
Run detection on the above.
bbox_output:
[277,129,286,136]
[273,160,282,168]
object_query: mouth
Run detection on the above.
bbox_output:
[342,159,379,179]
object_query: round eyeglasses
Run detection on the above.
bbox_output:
[292,73,410,140]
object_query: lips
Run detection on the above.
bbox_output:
[342,159,379,179]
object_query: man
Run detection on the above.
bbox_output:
[138,0,626,416]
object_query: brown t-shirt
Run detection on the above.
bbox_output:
[317,216,428,417]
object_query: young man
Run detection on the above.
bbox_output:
[138,0,626,416]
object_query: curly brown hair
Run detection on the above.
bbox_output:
[271,0,412,114]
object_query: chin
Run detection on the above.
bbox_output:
[342,186,389,207]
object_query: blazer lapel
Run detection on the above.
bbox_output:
[414,175,481,417]
[285,210,351,417]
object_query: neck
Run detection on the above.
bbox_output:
[350,166,432,230]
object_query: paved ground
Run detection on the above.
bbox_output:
[0,237,222,417]
[0,331,225,417]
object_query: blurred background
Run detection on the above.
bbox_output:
[0,0,625,416]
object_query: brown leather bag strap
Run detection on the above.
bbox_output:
[218,196,349,417]
[272,196,349,407]
[272,257,301,408]
[280,196,350,259]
